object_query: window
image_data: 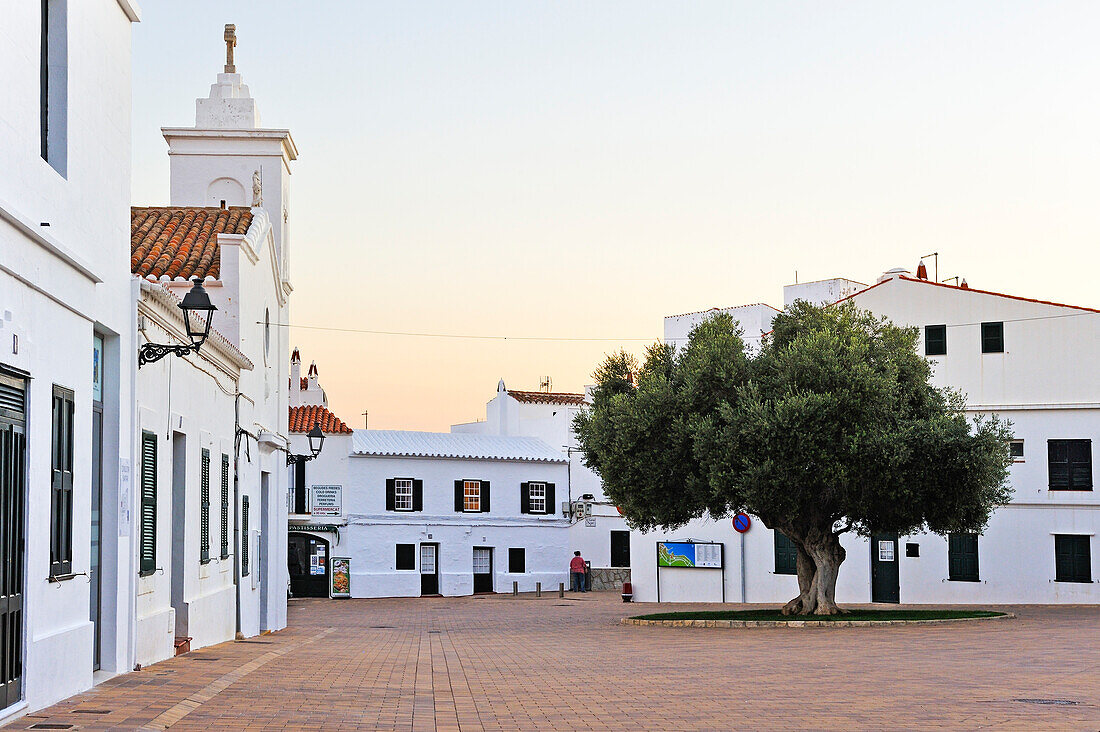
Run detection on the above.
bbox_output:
[49,385,74,577]
[40,0,67,175]
[774,531,798,575]
[241,496,250,577]
[395,479,413,511]
[1054,535,1091,583]
[528,483,546,513]
[1048,439,1092,491]
[140,431,158,576]
[924,324,947,356]
[948,533,979,581]
[464,481,480,512]
[200,449,211,563]
[1009,440,1024,461]
[610,531,631,568]
[473,548,492,574]
[508,548,525,574]
[981,322,1004,353]
[293,461,307,514]
[396,544,416,570]
[220,454,230,559]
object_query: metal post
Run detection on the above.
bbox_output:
[536,582,542,598]
[513,581,518,596]
[558,582,564,598]
[740,531,747,604]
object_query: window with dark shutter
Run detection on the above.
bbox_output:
[1054,535,1091,583]
[508,548,525,574]
[610,531,630,568]
[1048,439,1092,490]
[140,431,158,576]
[200,449,211,563]
[924,325,947,356]
[293,461,307,514]
[412,480,423,512]
[220,454,230,559]
[948,533,979,581]
[774,531,798,575]
[519,482,530,514]
[396,544,416,570]
[981,322,1004,353]
[241,496,250,577]
[49,385,74,578]
[481,481,490,513]
[386,478,396,511]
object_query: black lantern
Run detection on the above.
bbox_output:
[138,278,220,368]
[288,424,326,466]
[178,278,217,349]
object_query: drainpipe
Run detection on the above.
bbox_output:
[233,392,243,637]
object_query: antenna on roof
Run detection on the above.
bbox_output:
[921,252,939,283]
[361,410,368,430]
[539,376,552,393]
[940,276,959,286]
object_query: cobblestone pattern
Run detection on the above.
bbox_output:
[624,614,1016,627]
[5,595,1099,730]
[588,567,630,591]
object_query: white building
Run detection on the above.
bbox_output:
[0,0,140,717]
[452,381,632,589]
[632,266,1099,605]
[130,26,294,664]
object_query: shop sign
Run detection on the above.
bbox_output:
[311,485,342,517]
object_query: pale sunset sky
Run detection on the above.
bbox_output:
[132,2,1100,431]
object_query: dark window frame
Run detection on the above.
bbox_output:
[924,324,947,356]
[200,449,211,564]
[139,431,158,576]
[220,453,230,559]
[948,533,979,582]
[241,496,250,577]
[396,543,416,571]
[1054,534,1091,583]
[508,547,525,574]
[981,321,1004,353]
[49,385,74,578]
[1048,439,1092,491]
[610,530,631,568]
[774,531,798,575]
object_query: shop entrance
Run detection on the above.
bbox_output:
[288,533,330,598]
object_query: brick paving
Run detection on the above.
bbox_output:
[6,594,1100,730]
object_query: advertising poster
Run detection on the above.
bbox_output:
[331,557,351,597]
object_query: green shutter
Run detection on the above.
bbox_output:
[140,432,158,575]
[241,496,250,577]
[1055,535,1092,583]
[220,453,230,559]
[200,449,210,563]
[774,531,798,575]
[948,533,979,581]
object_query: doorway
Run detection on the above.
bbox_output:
[288,533,329,597]
[260,472,270,628]
[0,368,27,709]
[473,547,493,594]
[871,532,900,603]
[170,432,188,636]
[420,544,439,596]
[610,530,631,567]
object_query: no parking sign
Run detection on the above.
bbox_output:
[732,513,751,533]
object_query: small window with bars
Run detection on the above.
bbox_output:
[200,449,211,563]
[981,322,1004,353]
[464,481,481,512]
[395,479,413,511]
[528,482,546,513]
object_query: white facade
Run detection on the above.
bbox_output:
[0,0,140,717]
[131,33,293,665]
[452,381,632,575]
[636,268,1099,604]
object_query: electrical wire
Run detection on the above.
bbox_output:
[262,321,653,342]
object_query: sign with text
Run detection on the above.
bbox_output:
[657,541,723,569]
[310,485,342,517]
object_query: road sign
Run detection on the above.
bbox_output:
[732,513,751,533]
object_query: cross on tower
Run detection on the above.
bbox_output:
[224,24,237,73]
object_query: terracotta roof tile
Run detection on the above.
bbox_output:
[289,405,352,434]
[130,206,254,280]
[507,390,587,406]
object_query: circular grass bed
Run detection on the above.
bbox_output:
[624,608,1012,627]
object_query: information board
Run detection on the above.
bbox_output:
[331,557,351,597]
[657,541,723,569]
[311,485,342,517]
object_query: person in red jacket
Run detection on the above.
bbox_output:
[569,551,587,593]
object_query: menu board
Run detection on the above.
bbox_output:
[658,541,723,569]
[331,557,351,598]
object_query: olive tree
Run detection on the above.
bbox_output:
[574,302,1012,615]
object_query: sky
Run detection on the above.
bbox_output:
[132,1,1100,432]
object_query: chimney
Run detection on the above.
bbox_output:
[960,279,969,289]
[289,347,302,406]
[916,260,928,280]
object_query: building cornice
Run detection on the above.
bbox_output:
[160,127,298,161]
[0,196,101,283]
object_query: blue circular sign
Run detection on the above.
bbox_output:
[732,513,751,533]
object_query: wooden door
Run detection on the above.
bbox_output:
[871,532,900,603]
[473,548,493,593]
[0,370,27,708]
[420,544,438,595]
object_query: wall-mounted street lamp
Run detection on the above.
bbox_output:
[287,424,325,466]
[138,278,218,367]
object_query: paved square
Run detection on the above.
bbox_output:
[6,594,1099,730]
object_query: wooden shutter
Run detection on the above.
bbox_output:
[241,496,250,576]
[948,533,979,581]
[200,449,211,563]
[1055,535,1091,583]
[220,454,230,559]
[1069,440,1092,489]
[50,386,74,577]
[140,431,158,575]
[508,548,525,574]
[774,531,797,575]
[1048,441,1069,489]
[386,479,396,511]
[520,482,530,514]
[480,481,490,512]
[454,480,463,512]
[412,480,423,511]
[545,483,555,515]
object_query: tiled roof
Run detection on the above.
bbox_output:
[840,275,1100,314]
[507,390,587,406]
[351,431,568,463]
[130,206,254,280]
[665,303,782,319]
[288,405,353,434]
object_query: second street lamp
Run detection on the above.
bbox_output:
[288,424,325,466]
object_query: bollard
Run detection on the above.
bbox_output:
[513,581,518,596]
[558,582,564,598]
[536,582,542,598]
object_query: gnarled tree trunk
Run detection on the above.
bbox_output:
[780,529,847,616]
